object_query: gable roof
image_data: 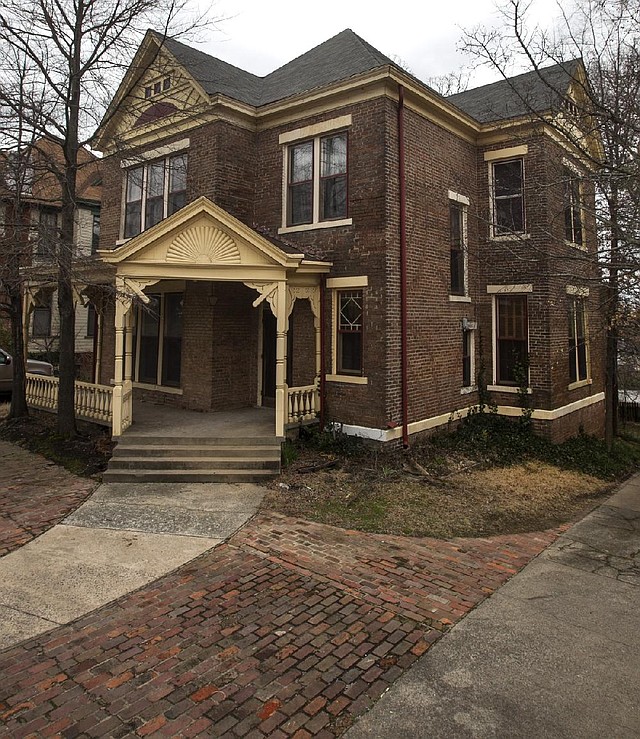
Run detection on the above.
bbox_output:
[447,60,583,124]
[158,29,398,107]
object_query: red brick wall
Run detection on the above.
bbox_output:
[290,299,316,388]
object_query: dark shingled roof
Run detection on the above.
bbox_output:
[159,29,397,107]
[447,60,582,123]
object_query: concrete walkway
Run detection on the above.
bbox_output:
[0,481,264,649]
[346,475,640,739]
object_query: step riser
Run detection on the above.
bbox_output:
[118,436,281,447]
[109,459,280,470]
[102,471,277,483]
[112,447,280,459]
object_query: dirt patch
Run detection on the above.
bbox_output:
[264,445,614,538]
[0,403,114,477]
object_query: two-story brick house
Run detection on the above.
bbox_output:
[92,29,604,446]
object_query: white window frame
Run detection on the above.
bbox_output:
[326,275,368,385]
[488,284,532,392]
[567,285,592,390]
[279,116,353,234]
[563,159,586,250]
[485,146,528,240]
[132,289,184,393]
[448,190,470,302]
[461,317,477,393]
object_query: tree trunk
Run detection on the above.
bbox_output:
[8,284,28,419]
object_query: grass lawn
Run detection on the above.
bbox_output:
[264,415,640,538]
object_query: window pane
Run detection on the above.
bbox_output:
[169,154,187,193]
[147,161,165,198]
[339,332,362,374]
[321,175,347,220]
[321,133,347,176]
[462,331,472,387]
[494,160,522,196]
[338,290,363,375]
[289,182,313,225]
[138,296,160,384]
[91,212,100,253]
[495,196,524,233]
[162,293,183,387]
[126,167,143,202]
[124,201,142,238]
[86,304,96,338]
[32,307,51,338]
[145,196,164,229]
[450,203,465,294]
[497,296,528,384]
[290,142,313,183]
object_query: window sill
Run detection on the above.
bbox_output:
[449,294,471,303]
[133,382,183,395]
[565,240,588,252]
[326,374,368,385]
[489,233,530,242]
[460,385,477,395]
[488,384,532,394]
[116,238,130,246]
[279,218,352,235]
[568,378,592,391]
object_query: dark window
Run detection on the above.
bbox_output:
[144,160,165,229]
[86,304,96,338]
[32,306,51,338]
[569,297,588,383]
[123,154,188,237]
[168,154,187,215]
[496,295,528,385]
[153,81,161,95]
[124,166,143,238]
[337,290,363,375]
[144,86,152,98]
[161,292,183,387]
[37,208,58,258]
[493,159,524,235]
[91,211,100,253]
[450,202,466,295]
[462,329,472,387]
[320,133,347,221]
[564,169,583,245]
[163,77,171,91]
[288,141,313,226]
[138,295,160,384]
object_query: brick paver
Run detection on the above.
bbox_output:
[0,504,567,737]
[0,441,97,556]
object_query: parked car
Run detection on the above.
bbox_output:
[0,348,54,393]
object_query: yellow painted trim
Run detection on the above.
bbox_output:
[488,385,532,394]
[326,374,369,385]
[484,145,529,161]
[568,378,593,391]
[278,218,352,235]
[279,115,352,144]
[487,283,533,294]
[326,276,369,289]
[448,190,470,205]
[566,285,590,297]
[121,138,190,167]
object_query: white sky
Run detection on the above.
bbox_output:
[193,0,563,89]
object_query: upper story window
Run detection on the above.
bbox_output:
[492,159,525,236]
[124,153,187,238]
[91,210,100,253]
[36,208,58,259]
[564,168,583,246]
[287,132,347,227]
[145,77,171,99]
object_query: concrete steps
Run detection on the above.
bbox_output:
[103,435,282,483]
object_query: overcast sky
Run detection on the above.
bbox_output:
[194,0,562,89]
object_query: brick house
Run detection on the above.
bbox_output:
[0,139,103,379]
[91,29,604,445]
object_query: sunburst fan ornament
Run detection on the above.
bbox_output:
[166,226,241,264]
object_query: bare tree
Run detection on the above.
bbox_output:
[0,0,217,436]
[461,0,640,448]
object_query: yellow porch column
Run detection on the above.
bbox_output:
[275,281,288,438]
[112,295,132,437]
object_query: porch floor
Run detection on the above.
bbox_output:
[124,402,276,438]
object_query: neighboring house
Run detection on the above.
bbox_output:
[0,139,105,379]
[91,29,605,442]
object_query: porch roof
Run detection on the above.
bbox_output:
[98,197,332,285]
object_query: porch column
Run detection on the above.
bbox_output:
[275,281,288,438]
[112,296,132,436]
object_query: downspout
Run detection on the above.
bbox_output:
[319,275,327,430]
[398,84,409,447]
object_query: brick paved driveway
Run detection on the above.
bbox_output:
[0,506,565,737]
[0,441,96,557]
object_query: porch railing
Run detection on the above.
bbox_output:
[25,373,113,426]
[287,384,319,425]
